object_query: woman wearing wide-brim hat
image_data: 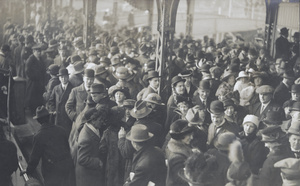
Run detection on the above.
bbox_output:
[165,75,191,133]
[108,85,131,106]
[165,120,194,186]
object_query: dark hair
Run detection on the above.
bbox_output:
[37,115,50,124]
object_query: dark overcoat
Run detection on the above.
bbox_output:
[48,83,74,136]
[76,124,104,186]
[249,100,284,121]
[25,54,46,112]
[273,82,291,106]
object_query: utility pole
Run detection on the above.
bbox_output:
[83,0,97,49]
[186,0,195,37]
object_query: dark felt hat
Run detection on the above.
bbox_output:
[199,64,211,72]
[111,55,122,66]
[83,69,95,78]
[283,71,295,80]
[83,108,97,123]
[33,106,50,120]
[261,126,286,142]
[73,61,85,75]
[47,64,60,75]
[178,70,193,77]
[263,110,283,125]
[126,124,153,142]
[1,44,10,52]
[71,55,82,64]
[112,86,130,98]
[169,119,193,140]
[32,43,43,50]
[208,100,225,114]
[122,99,136,109]
[147,71,160,80]
[280,27,289,35]
[45,47,55,53]
[58,45,68,51]
[289,101,300,112]
[198,80,211,91]
[94,65,108,76]
[113,66,134,80]
[90,83,106,94]
[171,76,186,86]
[57,68,69,76]
[130,100,152,119]
[48,39,59,48]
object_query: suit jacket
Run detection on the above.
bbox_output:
[207,119,239,147]
[48,83,74,136]
[192,94,212,124]
[273,82,291,106]
[76,124,104,186]
[250,100,284,121]
[65,84,88,121]
[125,145,167,186]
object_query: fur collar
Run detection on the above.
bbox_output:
[167,138,193,158]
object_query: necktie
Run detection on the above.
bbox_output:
[260,105,265,114]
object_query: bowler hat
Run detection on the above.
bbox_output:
[126,124,153,142]
[90,83,106,94]
[146,71,160,80]
[185,107,204,125]
[256,85,274,94]
[252,71,267,78]
[243,115,259,129]
[47,64,59,75]
[33,106,50,119]
[198,80,210,91]
[71,55,82,64]
[169,119,193,140]
[287,120,300,136]
[208,100,225,114]
[113,66,133,80]
[171,76,185,86]
[94,65,108,76]
[289,101,300,111]
[261,126,286,142]
[83,69,95,78]
[73,62,85,75]
[283,71,295,80]
[280,27,289,35]
[57,68,69,76]
[263,110,283,125]
[143,93,164,105]
[130,100,152,119]
[178,70,193,78]
[214,132,237,151]
[274,158,300,180]
[122,99,136,109]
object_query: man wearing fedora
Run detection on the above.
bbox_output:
[287,120,300,159]
[48,68,74,136]
[43,64,60,104]
[178,70,198,98]
[258,126,291,186]
[207,100,239,148]
[69,60,84,87]
[54,45,70,69]
[94,65,111,88]
[136,70,160,100]
[66,69,94,122]
[124,124,167,186]
[143,93,166,126]
[273,71,294,106]
[250,85,284,121]
[275,27,291,60]
[90,83,116,109]
[25,106,74,186]
[25,43,47,115]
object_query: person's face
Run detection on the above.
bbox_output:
[243,123,256,136]
[182,133,193,145]
[259,93,272,104]
[93,115,105,129]
[91,92,107,103]
[83,76,94,90]
[59,75,69,85]
[33,49,42,58]
[227,75,236,86]
[178,103,189,114]
[225,106,235,117]
[284,107,291,119]
[211,113,224,126]
[115,91,126,103]
[254,77,263,86]
[149,77,159,89]
[175,81,185,95]
[289,134,300,151]
[198,89,210,100]
[292,92,300,101]
[125,108,131,118]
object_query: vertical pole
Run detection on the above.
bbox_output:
[113,0,118,28]
[148,0,154,31]
[83,0,97,49]
[186,0,195,37]
[228,0,232,17]
[24,0,30,26]
[69,0,73,8]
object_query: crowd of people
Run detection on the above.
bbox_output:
[0,6,300,186]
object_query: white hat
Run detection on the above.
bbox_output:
[243,115,259,129]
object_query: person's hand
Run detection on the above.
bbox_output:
[99,160,103,168]
[118,127,126,139]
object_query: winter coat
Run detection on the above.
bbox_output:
[99,126,125,186]
[165,139,192,186]
[65,83,88,121]
[26,123,74,186]
[124,145,167,186]
[76,124,104,186]
[48,83,74,136]
[249,100,284,121]
[25,54,46,112]
[273,82,291,106]
[44,76,60,104]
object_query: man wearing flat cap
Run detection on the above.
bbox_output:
[274,158,300,185]
[25,43,47,115]
[124,124,167,186]
[66,69,94,121]
[250,85,284,121]
[207,100,239,148]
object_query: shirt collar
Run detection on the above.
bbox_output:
[86,123,100,138]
